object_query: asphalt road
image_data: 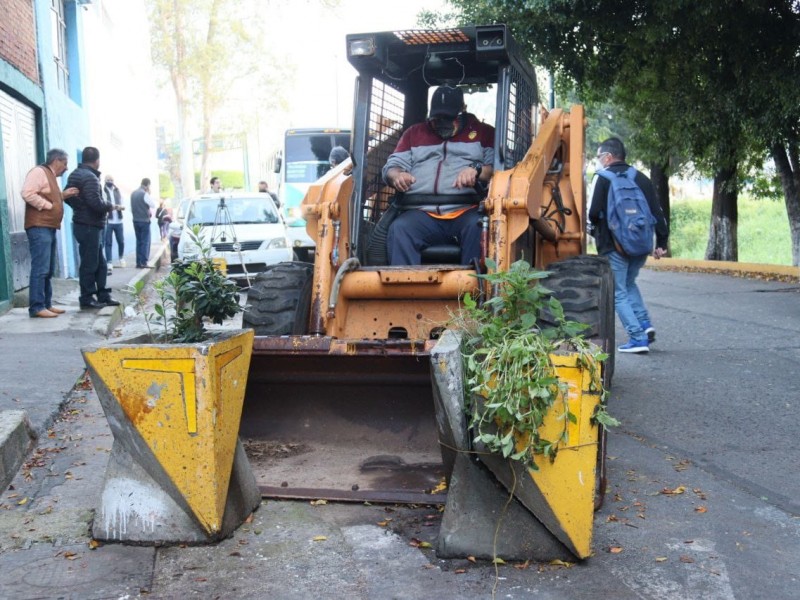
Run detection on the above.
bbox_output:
[0,266,798,599]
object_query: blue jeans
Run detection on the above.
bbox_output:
[134,221,151,267]
[26,227,57,315]
[73,223,111,305]
[104,222,124,262]
[607,250,650,342]
[387,207,482,265]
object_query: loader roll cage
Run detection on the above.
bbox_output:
[345,25,540,265]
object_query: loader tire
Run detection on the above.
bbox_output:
[540,255,615,387]
[242,262,314,335]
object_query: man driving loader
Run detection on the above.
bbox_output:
[382,86,495,265]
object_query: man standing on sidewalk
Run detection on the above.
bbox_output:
[65,147,123,310]
[131,178,155,268]
[21,148,79,318]
[103,175,125,273]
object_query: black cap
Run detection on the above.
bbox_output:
[429,86,464,119]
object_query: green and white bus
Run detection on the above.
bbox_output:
[272,128,351,261]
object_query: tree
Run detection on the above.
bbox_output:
[146,0,284,197]
[445,0,800,264]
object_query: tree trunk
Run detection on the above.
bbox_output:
[704,164,738,261]
[649,161,670,255]
[771,142,800,267]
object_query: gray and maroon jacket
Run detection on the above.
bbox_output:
[382,113,495,197]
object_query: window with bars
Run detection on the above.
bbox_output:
[50,0,69,93]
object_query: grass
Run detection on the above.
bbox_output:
[669,196,793,265]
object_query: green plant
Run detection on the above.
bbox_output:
[455,259,616,470]
[129,225,242,343]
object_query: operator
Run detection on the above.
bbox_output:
[382,85,495,265]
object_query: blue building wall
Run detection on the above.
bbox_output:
[34,0,91,279]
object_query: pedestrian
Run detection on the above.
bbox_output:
[65,147,123,310]
[131,178,155,268]
[588,137,669,354]
[21,148,79,318]
[103,175,125,274]
[257,180,280,207]
[156,198,171,241]
[382,85,494,265]
[209,176,221,193]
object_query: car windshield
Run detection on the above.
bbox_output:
[186,197,280,226]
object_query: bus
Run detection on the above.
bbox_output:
[272,128,351,261]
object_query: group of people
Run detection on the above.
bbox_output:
[21,146,156,317]
[21,87,669,352]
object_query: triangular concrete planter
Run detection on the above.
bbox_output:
[82,329,260,544]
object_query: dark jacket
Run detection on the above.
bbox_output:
[65,164,112,228]
[588,161,669,255]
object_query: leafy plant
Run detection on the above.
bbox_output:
[142,225,241,343]
[455,259,615,470]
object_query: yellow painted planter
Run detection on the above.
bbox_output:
[83,329,254,537]
[477,351,603,559]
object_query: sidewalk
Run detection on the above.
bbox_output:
[0,243,167,491]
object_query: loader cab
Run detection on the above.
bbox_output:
[345,25,539,266]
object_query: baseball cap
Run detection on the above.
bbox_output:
[429,86,464,119]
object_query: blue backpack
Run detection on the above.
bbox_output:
[597,166,656,256]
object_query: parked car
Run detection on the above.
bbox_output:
[169,198,190,261]
[177,193,293,285]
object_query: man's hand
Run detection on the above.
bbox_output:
[453,166,479,189]
[653,247,667,259]
[114,205,125,211]
[388,169,416,192]
[63,187,79,198]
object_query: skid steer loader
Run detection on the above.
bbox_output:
[240,25,614,556]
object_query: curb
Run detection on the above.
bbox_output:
[0,410,35,492]
[104,243,169,336]
[646,257,799,282]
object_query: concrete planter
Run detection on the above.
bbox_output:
[433,333,603,561]
[82,329,260,544]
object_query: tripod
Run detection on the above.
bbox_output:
[209,197,252,288]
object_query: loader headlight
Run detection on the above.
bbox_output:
[348,37,375,57]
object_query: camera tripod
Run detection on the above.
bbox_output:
[210,197,252,288]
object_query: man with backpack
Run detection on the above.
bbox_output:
[589,137,669,354]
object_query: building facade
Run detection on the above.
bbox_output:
[0,0,157,314]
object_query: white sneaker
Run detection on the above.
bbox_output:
[118,259,127,268]
[107,264,114,276]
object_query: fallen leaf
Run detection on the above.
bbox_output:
[376,520,390,527]
[310,499,328,506]
[454,568,466,574]
[88,539,102,550]
[492,557,506,565]
[467,556,477,564]
[312,536,327,542]
[244,514,254,524]
[606,514,619,522]
[680,555,694,563]
[609,546,623,554]
[17,497,28,506]
[63,551,79,560]
[229,551,242,557]
[661,486,687,495]
[549,559,574,568]
[695,506,708,513]
[429,478,448,494]
[513,560,530,570]
[655,557,668,562]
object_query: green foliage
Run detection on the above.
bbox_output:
[158,173,174,198]
[148,225,241,343]
[455,260,613,470]
[194,171,244,190]
[669,198,792,265]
